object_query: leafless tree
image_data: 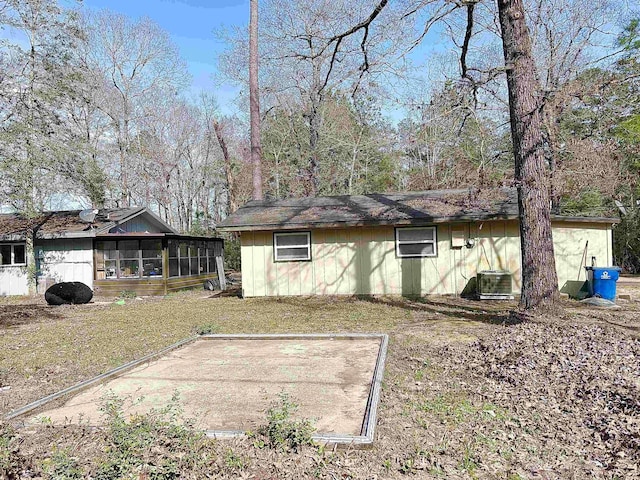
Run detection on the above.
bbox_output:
[80,11,190,207]
[219,0,408,196]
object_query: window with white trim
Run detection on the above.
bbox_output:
[395,227,437,258]
[0,243,26,266]
[274,232,311,262]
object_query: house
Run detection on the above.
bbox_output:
[217,188,619,298]
[0,207,225,297]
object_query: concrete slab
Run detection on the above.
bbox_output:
[30,336,384,438]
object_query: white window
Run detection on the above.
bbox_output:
[395,227,437,258]
[274,232,311,262]
[0,243,26,266]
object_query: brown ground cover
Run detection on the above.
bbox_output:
[1,289,639,479]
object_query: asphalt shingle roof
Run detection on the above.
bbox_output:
[218,188,619,232]
[218,188,519,231]
[0,207,144,240]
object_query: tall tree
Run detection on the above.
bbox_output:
[496,0,559,310]
[317,0,566,311]
[0,0,87,293]
[249,0,264,200]
[220,0,403,196]
[80,11,190,207]
[0,0,86,213]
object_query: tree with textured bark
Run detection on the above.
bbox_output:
[496,0,559,310]
[249,0,263,200]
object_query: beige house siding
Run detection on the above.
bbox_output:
[240,220,613,298]
[552,221,612,294]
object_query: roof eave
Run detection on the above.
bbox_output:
[217,213,520,232]
[0,234,27,241]
[550,215,621,224]
[1,231,98,240]
[37,232,96,239]
[218,213,621,232]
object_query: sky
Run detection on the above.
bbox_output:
[77,0,442,118]
[0,0,445,118]
[80,0,249,113]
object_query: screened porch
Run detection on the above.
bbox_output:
[93,235,225,296]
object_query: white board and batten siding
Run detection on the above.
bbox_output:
[38,239,94,289]
[240,220,614,298]
[0,266,29,296]
[1,239,94,296]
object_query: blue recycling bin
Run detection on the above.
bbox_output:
[585,266,621,301]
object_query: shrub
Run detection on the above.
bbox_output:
[223,235,241,272]
[94,392,213,479]
[118,290,137,300]
[41,448,84,479]
[194,323,220,335]
[0,423,26,478]
[255,392,315,452]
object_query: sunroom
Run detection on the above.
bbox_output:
[93,235,225,296]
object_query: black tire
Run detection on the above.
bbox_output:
[204,279,215,291]
[45,282,93,305]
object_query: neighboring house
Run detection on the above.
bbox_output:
[218,188,619,298]
[0,207,224,296]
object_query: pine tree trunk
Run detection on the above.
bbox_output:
[249,0,264,200]
[497,0,559,310]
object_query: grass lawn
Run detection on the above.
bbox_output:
[0,292,413,414]
[1,290,638,479]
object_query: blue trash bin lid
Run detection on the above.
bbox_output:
[585,266,621,281]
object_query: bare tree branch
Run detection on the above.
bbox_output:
[460,1,478,81]
[319,0,389,94]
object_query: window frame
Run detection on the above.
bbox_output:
[395,226,438,258]
[168,239,217,278]
[273,231,312,262]
[95,239,163,280]
[0,243,27,266]
[140,239,163,277]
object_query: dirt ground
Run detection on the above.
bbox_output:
[1,289,639,479]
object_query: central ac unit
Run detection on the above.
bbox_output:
[477,270,514,300]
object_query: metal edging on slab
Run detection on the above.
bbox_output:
[198,333,387,340]
[5,333,389,447]
[361,333,389,442]
[199,333,389,447]
[3,336,199,421]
